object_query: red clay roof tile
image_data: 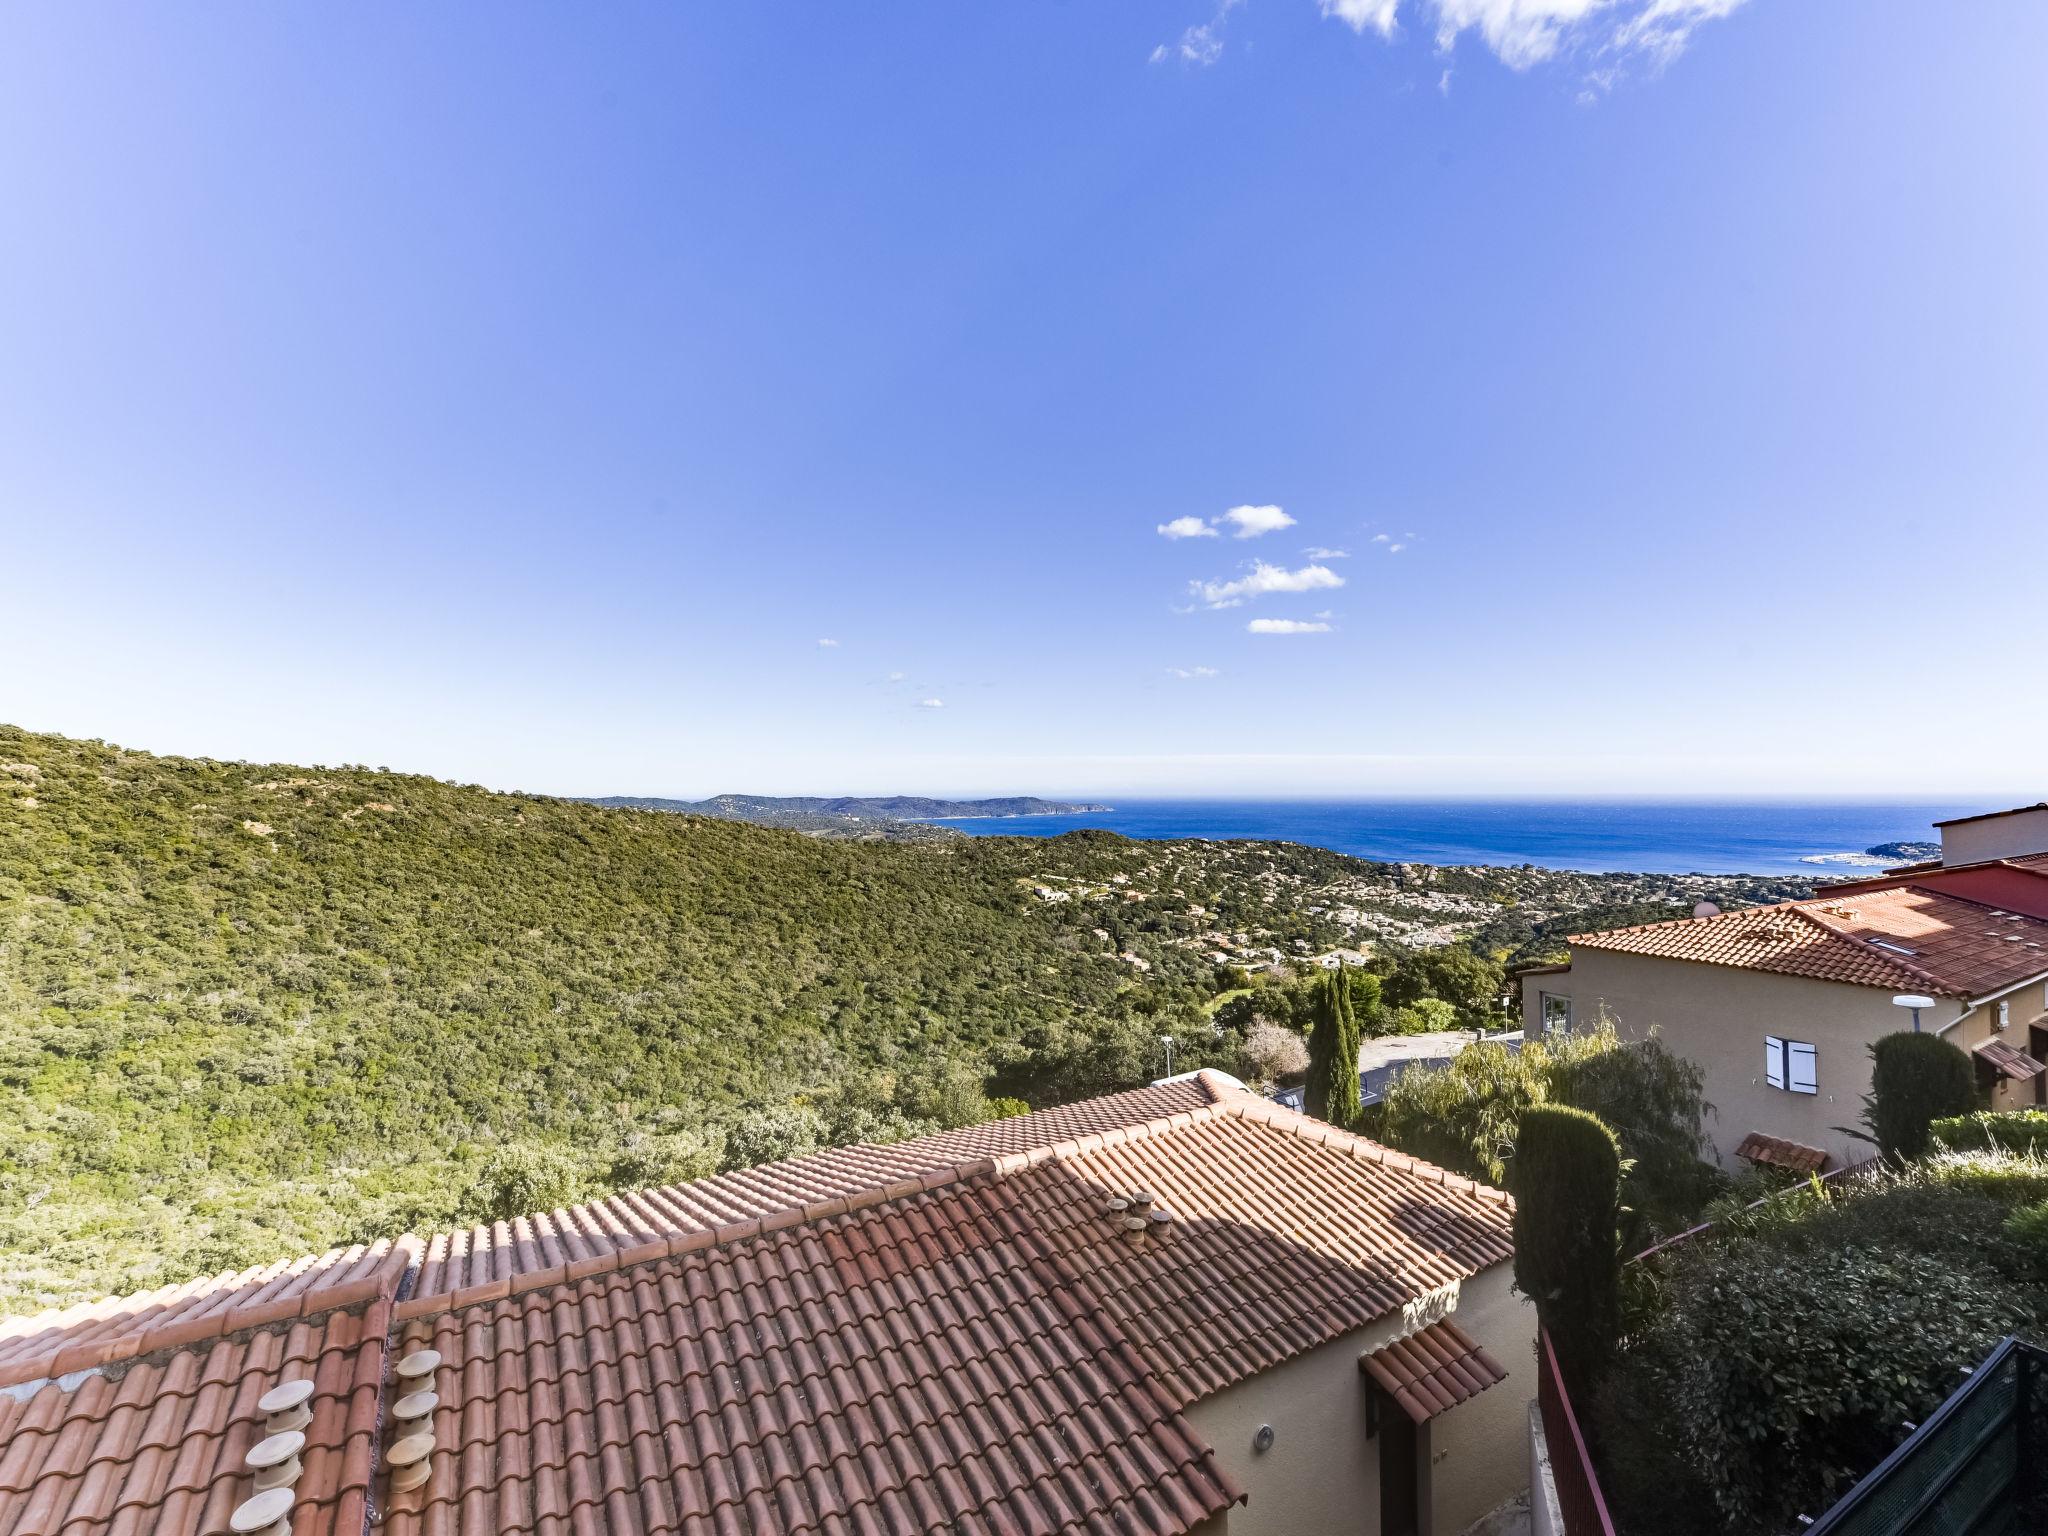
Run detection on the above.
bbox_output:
[1733,1132,1830,1174]
[5,1071,1519,1536]
[1360,1318,1508,1423]
[1570,885,2048,997]
[0,1302,388,1536]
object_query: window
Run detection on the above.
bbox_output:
[1541,993,1572,1036]
[1999,1000,2011,1032]
[1766,1035,1817,1094]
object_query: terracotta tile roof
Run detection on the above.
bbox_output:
[0,1241,409,1392]
[0,1300,388,1536]
[1359,1318,1508,1424]
[1010,1101,1514,1406]
[1734,1132,1830,1175]
[1,1072,1515,1536]
[381,1175,1241,1536]
[1973,1038,2046,1082]
[406,1075,1233,1312]
[1569,886,2048,998]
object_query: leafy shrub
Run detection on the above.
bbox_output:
[1376,1024,1715,1235]
[1388,997,1458,1035]
[718,1105,827,1172]
[1241,1019,1308,1083]
[470,1141,589,1223]
[1932,1109,2048,1156]
[1512,1104,1621,1397]
[607,1130,721,1191]
[1634,1241,2033,1531]
[1866,1031,1978,1162]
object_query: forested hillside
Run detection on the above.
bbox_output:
[0,726,1805,1312]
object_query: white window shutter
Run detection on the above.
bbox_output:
[1789,1042,1817,1095]
[1765,1035,1785,1089]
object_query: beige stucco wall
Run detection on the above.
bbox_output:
[1522,952,2048,1165]
[1943,807,2048,867]
[1185,1261,1533,1536]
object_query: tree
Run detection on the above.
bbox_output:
[1327,965,1363,1127]
[1375,1024,1712,1237]
[1512,1104,1622,1397]
[1305,966,1362,1127]
[1865,1031,1979,1162]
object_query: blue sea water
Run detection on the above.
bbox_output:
[921,800,1991,877]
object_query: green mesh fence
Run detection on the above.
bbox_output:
[1809,1339,2048,1536]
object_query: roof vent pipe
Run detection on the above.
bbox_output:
[395,1348,441,1393]
[244,1429,305,1492]
[228,1487,296,1536]
[392,1390,438,1433]
[256,1379,315,1436]
[1126,1189,1155,1215]
[387,1431,435,1492]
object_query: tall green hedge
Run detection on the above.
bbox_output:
[1865,1031,1979,1162]
[1512,1103,1622,1395]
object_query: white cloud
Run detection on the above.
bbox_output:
[887,670,906,682]
[1221,503,1297,539]
[1318,0,1746,78]
[1169,665,1222,679]
[1157,515,1219,540]
[1388,543,1407,554]
[1193,561,1345,607]
[916,698,945,710]
[1153,0,1244,65]
[1370,532,1390,543]
[1248,618,1333,634]
[1304,546,1350,560]
[1439,67,1454,93]
[816,637,840,648]
[1319,0,1401,37]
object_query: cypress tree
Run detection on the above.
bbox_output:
[1326,964,1363,1128]
[1305,969,1339,1122]
[1512,1104,1622,1397]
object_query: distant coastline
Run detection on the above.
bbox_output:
[916,799,1982,878]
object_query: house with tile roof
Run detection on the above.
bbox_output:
[1521,803,2048,1171]
[0,1070,1531,1536]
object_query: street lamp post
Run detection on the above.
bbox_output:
[1159,1034,1175,1078]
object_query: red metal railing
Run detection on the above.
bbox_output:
[1537,1326,1618,1536]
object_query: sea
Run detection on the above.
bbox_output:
[919,800,1993,877]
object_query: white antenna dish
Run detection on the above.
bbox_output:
[1692,901,1721,919]
[1892,993,1937,1032]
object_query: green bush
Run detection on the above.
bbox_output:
[470,1141,590,1223]
[1932,1109,2048,1156]
[1388,997,1458,1035]
[1606,1165,2048,1533]
[1866,1031,1978,1162]
[1376,1024,1716,1236]
[1631,1240,2032,1531]
[1512,1104,1622,1397]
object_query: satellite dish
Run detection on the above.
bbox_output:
[1692,901,1722,919]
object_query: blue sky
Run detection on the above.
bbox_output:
[3,2,2043,798]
